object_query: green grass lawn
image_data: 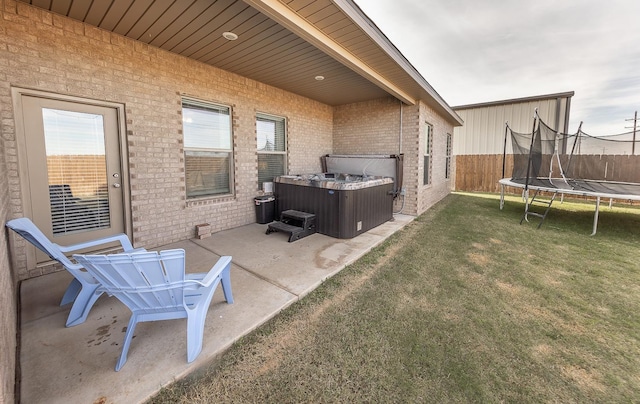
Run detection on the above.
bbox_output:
[150,192,640,403]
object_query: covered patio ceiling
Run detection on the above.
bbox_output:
[18,0,462,125]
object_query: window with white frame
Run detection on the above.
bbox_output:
[423,122,433,185]
[182,99,233,198]
[256,113,286,190]
[445,133,452,179]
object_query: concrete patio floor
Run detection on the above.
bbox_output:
[19,214,413,403]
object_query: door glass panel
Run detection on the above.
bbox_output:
[43,108,110,235]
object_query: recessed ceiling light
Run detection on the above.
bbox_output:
[222,32,238,41]
[315,75,325,81]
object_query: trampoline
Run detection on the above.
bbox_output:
[499,112,640,234]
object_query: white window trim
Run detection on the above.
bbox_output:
[423,122,433,186]
[445,133,452,180]
[182,97,235,199]
[256,112,287,190]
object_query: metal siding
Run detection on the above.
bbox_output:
[480,108,490,154]
[469,108,478,154]
[487,106,498,153]
[493,106,506,153]
[453,110,466,155]
[559,98,569,132]
[454,95,572,155]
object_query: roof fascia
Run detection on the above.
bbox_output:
[243,0,416,105]
[335,0,463,126]
[453,91,576,110]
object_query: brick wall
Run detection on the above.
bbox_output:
[0,156,17,404]
[334,97,402,155]
[418,101,455,213]
[0,1,332,279]
[333,98,454,216]
[334,97,412,213]
[400,103,421,215]
[1,2,18,400]
[0,5,18,394]
[0,163,16,404]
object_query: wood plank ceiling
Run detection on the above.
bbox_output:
[18,0,405,106]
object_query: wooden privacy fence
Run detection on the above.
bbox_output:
[455,154,513,193]
[47,155,106,197]
[455,154,640,194]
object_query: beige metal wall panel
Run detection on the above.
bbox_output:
[452,92,573,155]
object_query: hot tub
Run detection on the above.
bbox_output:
[274,173,394,239]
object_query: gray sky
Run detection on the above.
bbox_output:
[353,0,640,135]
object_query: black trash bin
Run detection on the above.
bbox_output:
[254,195,275,224]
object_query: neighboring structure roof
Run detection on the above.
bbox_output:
[452,91,575,111]
[16,0,462,126]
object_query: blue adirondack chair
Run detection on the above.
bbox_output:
[73,249,233,371]
[6,217,141,327]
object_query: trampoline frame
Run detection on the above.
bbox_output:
[499,177,640,235]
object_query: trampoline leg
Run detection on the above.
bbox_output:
[592,196,600,236]
[500,184,505,210]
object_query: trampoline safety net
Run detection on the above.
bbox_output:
[507,115,640,196]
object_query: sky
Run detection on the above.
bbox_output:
[353,0,640,136]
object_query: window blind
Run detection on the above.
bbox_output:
[256,113,286,189]
[424,123,433,185]
[182,99,233,198]
[43,108,110,235]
